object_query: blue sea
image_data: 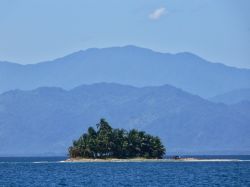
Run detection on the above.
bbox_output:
[0,156,250,186]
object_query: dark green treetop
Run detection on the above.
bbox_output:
[69,118,166,159]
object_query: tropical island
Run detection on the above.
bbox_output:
[68,119,166,160]
[66,119,240,162]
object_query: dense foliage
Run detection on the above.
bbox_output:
[69,119,166,159]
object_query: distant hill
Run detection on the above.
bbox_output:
[1,46,250,97]
[0,83,249,156]
[210,88,250,104]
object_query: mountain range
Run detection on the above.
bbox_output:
[210,88,250,104]
[1,46,249,156]
[1,45,250,98]
[0,83,249,156]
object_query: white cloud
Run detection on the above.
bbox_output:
[149,7,167,20]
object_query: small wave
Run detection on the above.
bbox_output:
[32,161,49,163]
[32,161,64,163]
[176,159,250,162]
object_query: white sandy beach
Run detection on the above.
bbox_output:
[62,157,242,163]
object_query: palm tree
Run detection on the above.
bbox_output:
[69,119,166,159]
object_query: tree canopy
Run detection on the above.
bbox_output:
[68,119,166,159]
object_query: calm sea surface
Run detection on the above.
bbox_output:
[0,156,249,186]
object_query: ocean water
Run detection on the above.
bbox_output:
[0,156,250,186]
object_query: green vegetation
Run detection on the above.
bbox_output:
[68,119,166,159]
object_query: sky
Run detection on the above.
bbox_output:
[0,0,249,68]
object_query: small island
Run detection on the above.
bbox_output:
[68,119,166,160]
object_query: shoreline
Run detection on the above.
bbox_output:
[62,157,242,163]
